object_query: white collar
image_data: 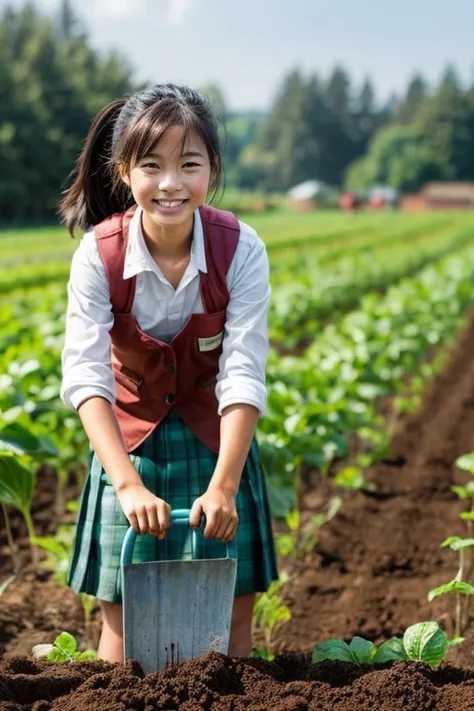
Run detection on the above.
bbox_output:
[123,205,208,280]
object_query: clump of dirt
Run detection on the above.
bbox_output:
[1,652,474,711]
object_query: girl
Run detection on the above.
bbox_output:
[59,83,278,662]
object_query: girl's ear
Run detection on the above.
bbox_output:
[119,163,130,186]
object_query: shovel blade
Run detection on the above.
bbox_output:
[123,557,237,674]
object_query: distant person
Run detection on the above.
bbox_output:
[59,83,278,662]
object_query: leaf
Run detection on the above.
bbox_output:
[0,452,34,511]
[373,637,407,664]
[349,637,376,664]
[312,639,359,664]
[456,453,474,474]
[31,536,69,559]
[403,622,450,668]
[441,536,462,548]
[275,533,295,557]
[428,580,474,601]
[448,538,474,551]
[251,648,274,661]
[0,423,40,455]
[73,649,98,661]
[54,632,77,656]
[48,647,68,663]
[265,480,295,519]
[37,435,59,457]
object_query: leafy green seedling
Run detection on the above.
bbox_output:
[312,622,456,669]
[428,536,474,638]
[252,573,292,660]
[32,632,97,663]
[335,466,373,492]
[276,496,342,560]
[313,635,406,665]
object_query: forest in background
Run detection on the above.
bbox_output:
[2,1,474,223]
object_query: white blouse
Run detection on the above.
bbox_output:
[60,205,270,416]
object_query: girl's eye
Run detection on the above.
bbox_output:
[142,162,159,169]
[183,162,200,168]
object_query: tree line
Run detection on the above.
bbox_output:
[1,2,474,224]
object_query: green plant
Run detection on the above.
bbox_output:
[0,421,58,566]
[0,452,37,563]
[427,453,474,637]
[252,573,292,660]
[275,496,342,560]
[335,466,373,492]
[32,632,97,663]
[312,621,459,669]
[428,537,474,638]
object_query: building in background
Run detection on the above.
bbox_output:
[401,182,474,211]
[287,180,334,211]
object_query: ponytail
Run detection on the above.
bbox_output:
[58,98,133,236]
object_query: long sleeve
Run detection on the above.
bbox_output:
[215,222,270,416]
[60,231,116,410]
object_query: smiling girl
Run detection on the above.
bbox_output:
[59,84,278,662]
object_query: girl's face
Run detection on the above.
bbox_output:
[123,125,213,233]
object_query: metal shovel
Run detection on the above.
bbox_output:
[120,508,238,674]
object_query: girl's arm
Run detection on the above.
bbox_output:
[78,396,171,537]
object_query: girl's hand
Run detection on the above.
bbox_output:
[189,486,239,543]
[117,483,171,538]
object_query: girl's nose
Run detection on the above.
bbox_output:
[158,171,181,192]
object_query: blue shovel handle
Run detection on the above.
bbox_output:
[120,507,238,567]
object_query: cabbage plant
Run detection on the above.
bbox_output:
[312,622,457,669]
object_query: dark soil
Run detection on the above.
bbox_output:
[2,652,474,711]
[3,317,474,708]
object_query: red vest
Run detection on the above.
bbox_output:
[95,204,240,453]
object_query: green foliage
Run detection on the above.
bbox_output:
[345,125,444,193]
[32,632,97,663]
[428,580,474,601]
[402,622,451,669]
[252,574,292,660]
[312,622,455,669]
[276,497,342,559]
[0,3,137,223]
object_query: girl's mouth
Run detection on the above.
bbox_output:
[153,199,188,210]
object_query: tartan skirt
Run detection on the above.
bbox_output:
[67,410,278,603]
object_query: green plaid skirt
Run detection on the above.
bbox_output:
[67,410,278,603]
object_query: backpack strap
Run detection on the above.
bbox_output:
[95,205,138,313]
[199,205,240,313]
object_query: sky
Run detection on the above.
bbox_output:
[4,0,474,111]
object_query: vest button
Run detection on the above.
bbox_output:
[165,392,175,406]
[166,364,176,373]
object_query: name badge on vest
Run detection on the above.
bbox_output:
[198,331,224,352]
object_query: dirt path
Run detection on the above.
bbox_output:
[277,314,474,667]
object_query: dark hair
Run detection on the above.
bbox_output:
[59,84,223,236]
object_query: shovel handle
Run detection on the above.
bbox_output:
[120,508,238,567]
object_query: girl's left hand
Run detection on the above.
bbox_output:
[189,487,239,543]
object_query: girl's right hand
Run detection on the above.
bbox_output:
[117,483,171,538]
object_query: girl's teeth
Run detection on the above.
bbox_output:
[157,200,184,207]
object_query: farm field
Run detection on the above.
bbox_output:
[2,209,474,709]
